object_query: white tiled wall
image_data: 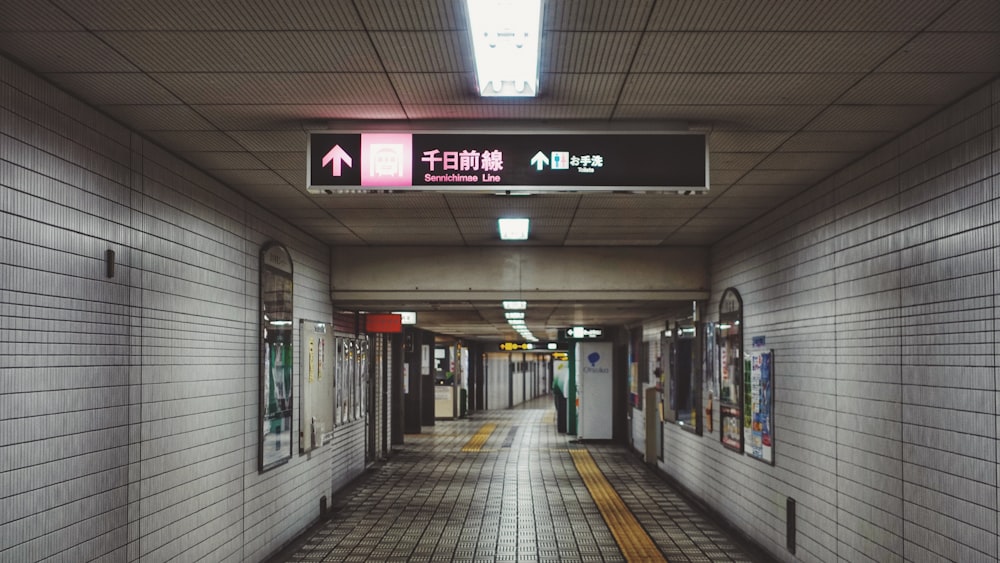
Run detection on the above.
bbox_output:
[0,55,368,562]
[659,80,998,562]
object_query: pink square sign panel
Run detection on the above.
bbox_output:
[361,133,413,187]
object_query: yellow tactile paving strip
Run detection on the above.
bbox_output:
[460,422,497,452]
[571,449,668,563]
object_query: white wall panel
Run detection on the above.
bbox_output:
[661,78,1000,562]
[0,54,370,563]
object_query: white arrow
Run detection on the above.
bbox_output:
[530,151,549,171]
[322,145,352,177]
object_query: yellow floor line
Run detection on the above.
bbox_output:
[460,423,497,452]
[570,449,667,563]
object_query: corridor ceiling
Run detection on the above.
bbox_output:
[2,0,998,340]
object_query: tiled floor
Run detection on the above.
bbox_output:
[270,397,773,562]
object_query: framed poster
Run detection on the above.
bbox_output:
[299,320,334,453]
[717,287,743,453]
[259,242,294,472]
[744,349,775,464]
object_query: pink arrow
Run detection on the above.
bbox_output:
[322,145,352,176]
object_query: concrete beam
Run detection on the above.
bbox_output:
[331,246,709,305]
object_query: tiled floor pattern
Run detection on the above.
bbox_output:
[271,398,772,562]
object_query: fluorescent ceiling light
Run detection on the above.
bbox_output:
[547,343,558,350]
[498,217,529,240]
[502,300,527,310]
[467,0,542,97]
[505,311,525,320]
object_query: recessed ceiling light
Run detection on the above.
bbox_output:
[502,300,527,310]
[498,217,529,240]
[466,0,542,97]
[505,311,525,320]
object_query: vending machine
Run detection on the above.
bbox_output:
[576,341,613,440]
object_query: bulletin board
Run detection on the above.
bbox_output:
[299,320,335,453]
[744,349,775,464]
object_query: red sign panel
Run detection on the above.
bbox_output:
[366,313,403,333]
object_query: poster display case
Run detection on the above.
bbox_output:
[335,336,369,424]
[259,242,294,472]
[745,349,775,464]
[299,320,334,453]
[717,288,743,453]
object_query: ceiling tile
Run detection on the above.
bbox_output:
[573,208,698,219]
[154,72,399,105]
[0,33,138,72]
[195,104,407,130]
[708,170,746,185]
[370,31,471,72]
[633,32,910,73]
[876,33,1000,72]
[806,105,939,131]
[722,185,812,199]
[390,73,479,104]
[781,131,896,152]
[930,0,1000,32]
[275,169,307,187]
[331,208,453,220]
[313,193,448,209]
[142,130,245,152]
[613,104,822,131]
[51,0,364,30]
[545,0,654,31]
[620,73,861,105]
[44,72,181,104]
[100,105,215,131]
[253,152,305,170]
[647,0,948,31]
[227,131,309,152]
[577,195,709,209]
[739,169,829,186]
[209,169,288,185]
[543,32,641,73]
[0,2,82,30]
[711,153,769,170]
[99,31,382,72]
[178,152,268,170]
[756,152,861,171]
[354,0,465,30]
[839,72,997,105]
[694,207,771,219]
[405,104,615,120]
[708,132,794,152]
[542,73,628,104]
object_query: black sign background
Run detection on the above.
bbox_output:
[308,132,706,190]
[412,133,705,188]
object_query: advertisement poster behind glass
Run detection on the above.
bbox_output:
[744,350,774,464]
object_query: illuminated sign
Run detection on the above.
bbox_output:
[365,314,402,333]
[499,342,535,351]
[559,326,605,340]
[308,131,707,193]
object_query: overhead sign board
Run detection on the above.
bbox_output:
[559,326,605,340]
[499,342,535,351]
[365,313,402,333]
[308,131,707,193]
